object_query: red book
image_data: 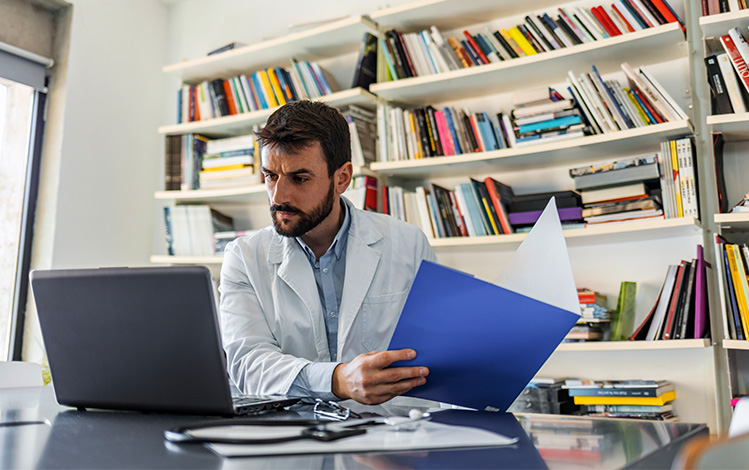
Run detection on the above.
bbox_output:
[364,176,378,212]
[467,114,485,152]
[463,30,490,65]
[649,0,684,31]
[720,34,749,95]
[382,185,389,215]
[662,261,686,340]
[223,80,238,115]
[193,86,201,121]
[448,191,469,237]
[591,7,617,36]
[597,6,623,36]
[483,177,512,235]
[611,3,636,32]
[633,87,665,123]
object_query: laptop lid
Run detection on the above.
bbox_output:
[30,266,239,415]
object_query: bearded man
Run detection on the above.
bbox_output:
[219,101,436,405]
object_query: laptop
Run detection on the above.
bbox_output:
[30,266,299,415]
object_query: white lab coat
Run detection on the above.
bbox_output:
[219,197,437,396]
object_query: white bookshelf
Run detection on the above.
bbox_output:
[370,24,684,103]
[159,88,378,137]
[724,340,749,350]
[372,120,691,178]
[369,0,562,31]
[429,217,701,250]
[163,16,377,83]
[714,212,749,228]
[154,184,267,204]
[706,113,749,141]
[699,9,749,38]
[557,338,711,352]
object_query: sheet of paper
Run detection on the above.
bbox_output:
[387,198,580,411]
[207,422,517,457]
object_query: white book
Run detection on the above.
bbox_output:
[386,107,398,161]
[528,16,560,50]
[453,185,477,237]
[181,84,190,123]
[613,1,643,31]
[198,81,213,120]
[638,66,689,121]
[403,33,431,76]
[515,130,584,147]
[238,75,259,111]
[631,0,659,26]
[200,167,255,181]
[580,73,618,132]
[202,155,254,168]
[620,62,677,122]
[185,205,213,256]
[207,134,254,154]
[646,265,679,340]
[717,53,747,113]
[403,191,421,228]
[713,238,731,340]
[676,137,698,218]
[169,205,191,256]
[501,113,516,147]
[589,72,628,130]
[729,27,749,72]
[414,186,435,238]
[397,109,409,160]
[430,26,459,70]
[285,67,309,101]
[605,6,629,35]
[421,30,451,73]
[729,0,741,11]
[573,7,606,40]
[580,182,647,204]
[658,142,674,219]
[567,73,606,134]
[377,104,389,162]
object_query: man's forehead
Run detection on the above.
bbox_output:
[261,142,325,171]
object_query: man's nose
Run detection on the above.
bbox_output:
[270,176,289,205]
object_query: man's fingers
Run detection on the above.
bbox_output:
[368,349,417,369]
[379,365,429,384]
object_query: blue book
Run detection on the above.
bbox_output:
[378,39,398,80]
[517,114,582,134]
[630,89,657,125]
[419,30,439,73]
[426,192,444,238]
[461,39,481,65]
[176,89,182,124]
[250,73,268,109]
[442,108,463,155]
[591,65,633,129]
[457,183,487,236]
[476,113,499,150]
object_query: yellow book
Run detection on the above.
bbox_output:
[670,140,683,217]
[573,390,676,406]
[481,198,500,235]
[408,112,422,159]
[727,244,749,339]
[499,29,526,57]
[258,70,278,108]
[266,68,287,106]
[201,163,250,172]
[507,27,538,56]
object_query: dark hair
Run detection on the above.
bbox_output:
[255,101,351,176]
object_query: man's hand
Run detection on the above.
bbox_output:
[331,349,429,405]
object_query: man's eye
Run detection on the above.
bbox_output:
[294,176,308,183]
[264,173,277,181]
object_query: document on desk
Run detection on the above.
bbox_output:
[206,422,517,457]
[388,198,580,411]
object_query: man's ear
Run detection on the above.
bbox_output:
[334,162,353,195]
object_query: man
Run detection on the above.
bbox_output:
[219,101,437,405]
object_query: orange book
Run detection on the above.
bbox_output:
[222,80,238,115]
[193,85,201,121]
[483,177,513,235]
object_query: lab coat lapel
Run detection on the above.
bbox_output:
[271,235,322,336]
[339,203,382,345]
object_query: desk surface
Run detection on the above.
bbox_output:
[2,387,707,469]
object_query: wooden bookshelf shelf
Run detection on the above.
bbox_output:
[371,120,692,178]
[699,9,749,39]
[706,113,749,141]
[714,212,749,229]
[369,0,563,32]
[158,88,378,137]
[429,217,701,250]
[556,338,711,352]
[163,16,377,83]
[150,255,223,265]
[723,340,749,350]
[370,24,684,104]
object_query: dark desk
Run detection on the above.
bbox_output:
[1,387,707,469]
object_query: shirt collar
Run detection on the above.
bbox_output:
[296,197,351,262]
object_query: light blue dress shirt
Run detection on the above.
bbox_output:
[287,199,351,400]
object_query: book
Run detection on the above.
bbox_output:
[566,382,674,397]
[646,265,679,340]
[572,390,676,405]
[611,281,637,340]
[705,54,735,114]
[580,183,648,205]
[716,52,748,113]
[571,155,659,190]
[720,33,749,96]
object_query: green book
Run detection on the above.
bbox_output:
[611,281,637,341]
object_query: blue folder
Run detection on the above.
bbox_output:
[388,260,579,411]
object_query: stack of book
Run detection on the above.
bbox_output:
[714,236,749,340]
[566,63,688,137]
[163,205,234,256]
[566,289,611,342]
[704,27,749,115]
[379,0,683,81]
[508,190,584,232]
[510,87,588,147]
[564,379,677,421]
[630,245,709,341]
[176,59,339,123]
[508,378,579,415]
[377,104,511,162]
[659,137,698,219]
[164,133,210,191]
[571,155,664,225]
[340,105,377,168]
[214,230,256,255]
[381,177,514,238]
[199,134,259,189]
[703,1,748,15]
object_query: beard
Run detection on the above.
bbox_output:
[271,180,335,238]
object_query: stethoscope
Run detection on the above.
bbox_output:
[164,409,432,445]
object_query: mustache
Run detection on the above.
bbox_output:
[270,204,302,214]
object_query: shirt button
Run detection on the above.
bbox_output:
[329,311,336,318]
[322,268,329,274]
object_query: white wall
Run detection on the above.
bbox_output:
[50,0,168,269]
